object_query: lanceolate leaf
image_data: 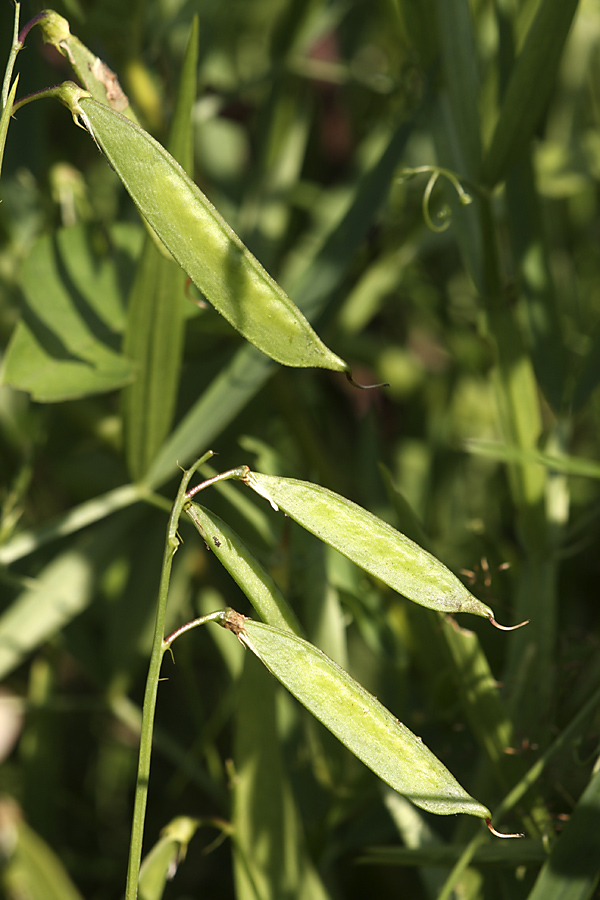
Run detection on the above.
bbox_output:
[233,654,332,900]
[2,224,141,402]
[525,764,600,900]
[1,801,85,900]
[482,0,580,188]
[220,610,490,819]
[242,471,494,620]
[138,817,200,900]
[122,18,198,480]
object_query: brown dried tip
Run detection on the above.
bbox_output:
[345,371,389,390]
[489,617,530,632]
[486,819,524,839]
[219,608,247,638]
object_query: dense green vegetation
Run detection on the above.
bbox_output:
[1,0,599,898]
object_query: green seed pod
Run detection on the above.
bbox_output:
[220,609,490,819]
[59,86,348,372]
[185,502,301,635]
[243,470,494,620]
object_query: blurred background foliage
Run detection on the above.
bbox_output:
[1,0,600,898]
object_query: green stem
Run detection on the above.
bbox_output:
[1,1,21,111]
[124,451,213,900]
[185,465,249,499]
[0,3,21,179]
[10,83,73,115]
[163,610,224,650]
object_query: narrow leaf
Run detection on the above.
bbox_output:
[1,800,85,900]
[525,765,600,900]
[483,0,580,187]
[233,654,331,900]
[436,0,482,179]
[138,817,200,900]
[122,19,198,479]
[504,155,567,412]
[2,224,141,401]
[360,839,547,867]
[220,610,490,819]
[464,440,600,481]
[122,244,183,477]
[0,484,140,568]
[0,551,93,684]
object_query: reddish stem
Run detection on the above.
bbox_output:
[18,11,48,46]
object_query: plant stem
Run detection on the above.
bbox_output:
[185,465,249,499]
[0,3,21,179]
[1,1,20,111]
[163,610,224,650]
[11,83,74,115]
[124,451,213,900]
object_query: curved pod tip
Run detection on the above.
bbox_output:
[345,371,390,390]
[489,617,530,632]
[486,819,524,838]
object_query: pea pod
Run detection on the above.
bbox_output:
[59,85,348,372]
[219,608,490,818]
[242,470,495,620]
[185,501,301,635]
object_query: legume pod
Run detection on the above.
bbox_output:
[220,608,490,818]
[242,470,495,620]
[185,501,301,635]
[61,85,348,372]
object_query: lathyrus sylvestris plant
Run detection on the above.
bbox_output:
[0,7,534,900]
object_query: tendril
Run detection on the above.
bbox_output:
[399,166,473,234]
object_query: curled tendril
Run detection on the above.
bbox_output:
[398,166,473,234]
